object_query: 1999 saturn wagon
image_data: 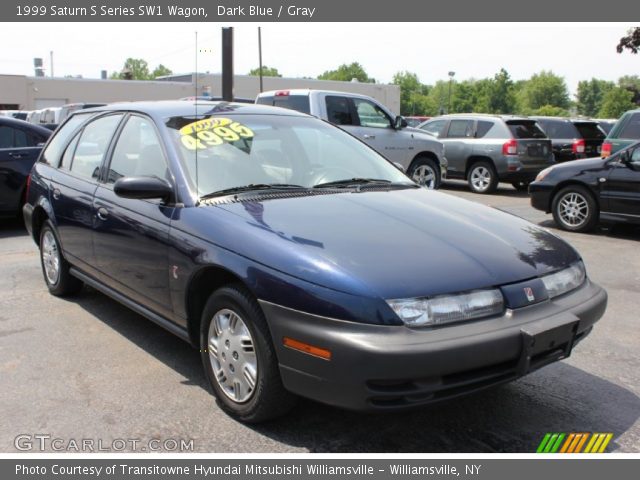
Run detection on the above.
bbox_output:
[23,101,607,422]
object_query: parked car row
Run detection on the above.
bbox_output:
[1,103,108,132]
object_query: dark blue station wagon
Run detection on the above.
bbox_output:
[23,101,607,422]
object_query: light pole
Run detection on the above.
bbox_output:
[447,71,455,113]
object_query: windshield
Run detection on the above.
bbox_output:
[165,114,411,196]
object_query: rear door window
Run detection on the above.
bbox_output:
[69,114,123,180]
[573,122,606,140]
[619,113,640,139]
[537,120,579,139]
[507,121,547,139]
[325,96,355,126]
[256,94,311,114]
[446,120,474,138]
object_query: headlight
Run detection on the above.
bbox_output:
[541,261,586,298]
[387,289,504,327]
[535,166,554,182]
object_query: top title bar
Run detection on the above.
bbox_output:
[2,0,640,22]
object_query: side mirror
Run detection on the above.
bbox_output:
[394,116,408,130]
[114,176,173,202]
[619,150,630,164]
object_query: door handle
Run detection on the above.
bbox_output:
[52,188,61,200]
[9,152,24,159]
[363,134,375,140]
[96,207,109,221]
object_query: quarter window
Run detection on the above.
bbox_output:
[0,127,13,148]
[475,121,495,138]
[69,114,123,180]
[107,116,169,184]
[619,113,640,139]
[43,113,94,166]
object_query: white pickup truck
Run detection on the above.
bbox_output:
[256,89,447,189]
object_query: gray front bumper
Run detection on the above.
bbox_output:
[260,279,607,411]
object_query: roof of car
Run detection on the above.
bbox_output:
[78,100,309,118]
[434,113,532,122]
[0,116,52,136]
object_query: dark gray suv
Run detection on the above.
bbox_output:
[418,114,555,193]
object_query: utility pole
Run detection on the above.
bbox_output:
[447,71,455,113]
[258,27,263,93]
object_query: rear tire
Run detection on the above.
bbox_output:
[551,185,599,233]
[200,284,296,423]
[39,221,83,296]
[408,157,440,190]
[468,161,498,194]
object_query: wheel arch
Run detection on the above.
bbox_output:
[185,265,254,347]
[464,155,495,179]
[407,151,440,173]
[548,180,600,213]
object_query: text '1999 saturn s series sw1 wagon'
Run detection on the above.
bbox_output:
[23,101,607,423]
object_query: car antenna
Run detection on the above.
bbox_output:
[194,30,199,204]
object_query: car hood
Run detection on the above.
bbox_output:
[548,156,607,176]
[200,188,580,299]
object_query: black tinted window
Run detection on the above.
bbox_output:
[508,121,547,139]
[447,120,474,138]
[475,121,494,138]
[537,120,578,139]
[256,94,311,114]
[574,122,605,140]
[326,96,354,126]
[0,127,12,148]
[619,113,640,139]
[70,114,123,180]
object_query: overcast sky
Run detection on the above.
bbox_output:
[0,23,638,95]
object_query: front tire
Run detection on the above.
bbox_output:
[551,185,599,232]
[468,161,498,194]
[200,284,296,423]
[408,157,440,190]
[39,221,83,296]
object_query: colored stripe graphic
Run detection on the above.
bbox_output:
[538,433,613,453]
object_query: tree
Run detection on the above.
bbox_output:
[516,71,571,114]
[152,64,173,78]
[576,79,615,117]
[532,105,570,117]
[392,71,430,115]
[248,66,282,77]
[617,27,640,54]
[110,58,174,80]
[598,87,636,118]
[485,69,516,114]
[318,62,375,83]
[617,75,640,104]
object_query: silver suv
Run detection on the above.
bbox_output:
[418,114,554,193]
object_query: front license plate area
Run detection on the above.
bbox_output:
[518,315,579,374]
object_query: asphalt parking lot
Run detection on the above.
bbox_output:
[1,182,638,453]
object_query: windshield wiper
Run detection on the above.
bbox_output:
[313,178,393,189]
[199,183,306,201]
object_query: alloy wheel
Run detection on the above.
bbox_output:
[558,192,589,228]
[471,166,491,192]
[41,230,60,285]
[412,164,437,189]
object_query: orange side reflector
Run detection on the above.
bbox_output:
[283,337,331,360]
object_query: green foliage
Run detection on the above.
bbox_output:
[576,79,615,117]
[617,27,640,54]
[318,62,375,83]
[248,66,282,77]
[516,71,571,114]
[392,71,431,115]
[110,58,174,80]
[531,105,570,117]
[598,87,636,118]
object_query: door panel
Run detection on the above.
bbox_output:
[604,151,640,218]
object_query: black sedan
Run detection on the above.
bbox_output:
[0,117,51,218]
[24,101,606,423]
[530,143,640,232]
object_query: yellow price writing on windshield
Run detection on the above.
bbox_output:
[179,117,254,150]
